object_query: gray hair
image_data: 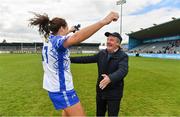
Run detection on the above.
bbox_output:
[115,37,121,46]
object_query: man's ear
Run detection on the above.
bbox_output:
[116,38,121,46]
[116,42,120,47]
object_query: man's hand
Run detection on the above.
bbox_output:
[99,74,111,90]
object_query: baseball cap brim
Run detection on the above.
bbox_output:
[105,32,113,37]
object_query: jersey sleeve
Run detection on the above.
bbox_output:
[53,36,69,51]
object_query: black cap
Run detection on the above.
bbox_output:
[105,32,122,42]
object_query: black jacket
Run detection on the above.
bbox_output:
[70,48,128,99]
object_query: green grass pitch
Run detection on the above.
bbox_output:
[0,54,180,116]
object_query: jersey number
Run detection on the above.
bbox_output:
[42,46,48,63]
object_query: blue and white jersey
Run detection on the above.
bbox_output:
[42,35,74,92]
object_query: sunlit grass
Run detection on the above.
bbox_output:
[0,54,180,116]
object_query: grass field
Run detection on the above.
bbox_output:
[0,54,180,116]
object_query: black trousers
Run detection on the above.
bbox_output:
[96,96,121,117]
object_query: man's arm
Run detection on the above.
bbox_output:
[109,54,129,83]
[99,54,128,90]
[70,54,98,63]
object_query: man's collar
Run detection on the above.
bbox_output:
[113,48,119,53]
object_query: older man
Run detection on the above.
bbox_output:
[70,32,129,116]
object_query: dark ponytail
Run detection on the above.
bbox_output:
[29,13,50,38]
[29,12,67,38]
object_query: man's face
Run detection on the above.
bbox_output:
[106,35,119,53]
